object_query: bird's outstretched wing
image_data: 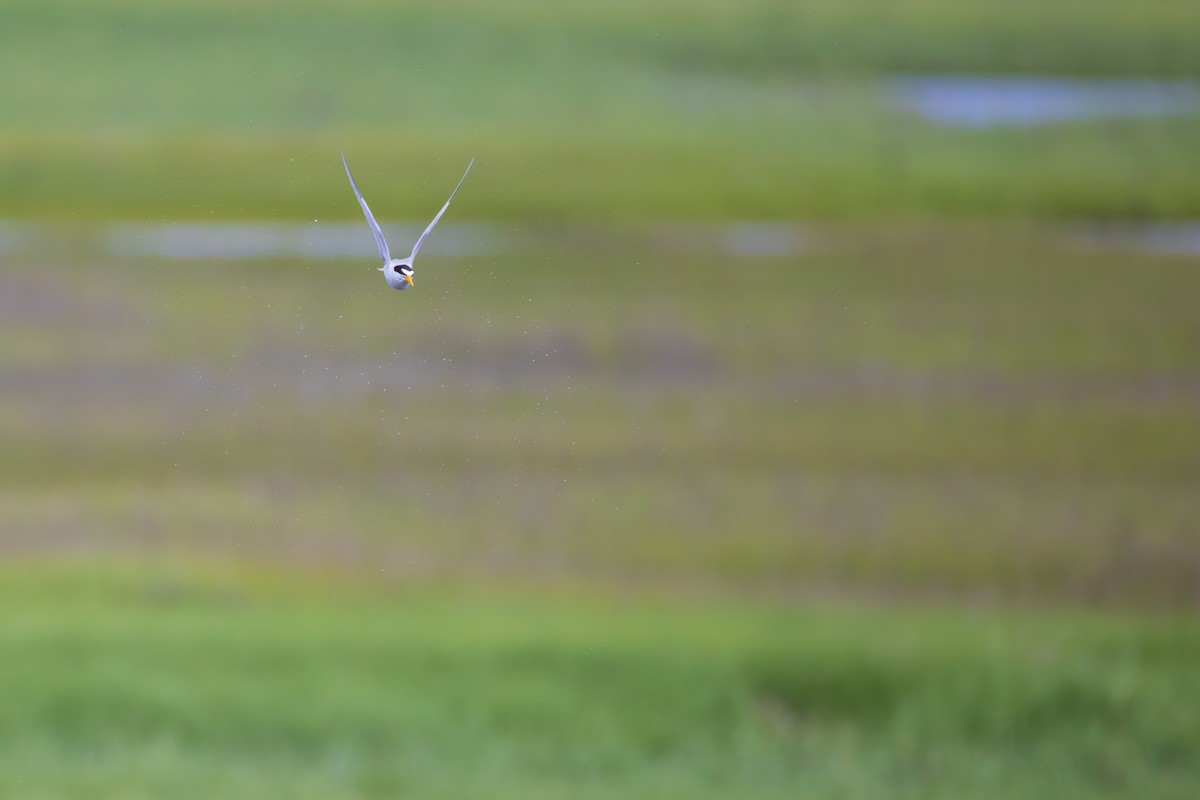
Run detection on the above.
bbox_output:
[408,157,475,260]
[341,149,391,266]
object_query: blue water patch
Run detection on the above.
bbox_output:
[104,221,507,259]
[1072,223,1200,256]
[98,221,807,260]
[722,223,806,257]
[2,220,1197,260]
[0,221,31,255]
[889,76,1200,127]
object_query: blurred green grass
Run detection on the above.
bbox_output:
[3,227,1197,605]
[3,1,1200,219]
[3,2,1200,796]
[0,565,1196,799]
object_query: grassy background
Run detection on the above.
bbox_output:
[1,1,1199,797]
[3,0,1200,219]
[4,228,1199,605]
[3,225,1198,794]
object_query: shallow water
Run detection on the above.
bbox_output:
[2,219,1199,261]
[104,221,510,260]
[888,76,1200,127]
[3,220,811,260]
[1071,222,1200,256]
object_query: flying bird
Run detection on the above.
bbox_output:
[341,150,475,291]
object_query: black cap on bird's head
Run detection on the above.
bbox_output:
[383,259,414,290]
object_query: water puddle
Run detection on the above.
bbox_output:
[2,219,1198,261]
[0,221,32,255]
[1070,222,1200,256]
[1,220,810,260]
[888,76,1200,127]
[722,223,806,257]
[105,221,510,260]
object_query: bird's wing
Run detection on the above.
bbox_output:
[408,157,475,260]
[341,149,391,266]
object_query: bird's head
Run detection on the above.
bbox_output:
[384,259,415,290]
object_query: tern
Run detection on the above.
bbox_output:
[340,150,475,291]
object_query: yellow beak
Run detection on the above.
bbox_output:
[405,275,414,286]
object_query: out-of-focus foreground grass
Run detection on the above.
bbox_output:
[0,565,1197,800]
[3,0,1200,219]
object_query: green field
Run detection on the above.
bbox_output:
[4,0,1200,219]
[3,225,1198,795]
[3,227,1198,605]
[2,1,1200,797]
[0,568,1197,800]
